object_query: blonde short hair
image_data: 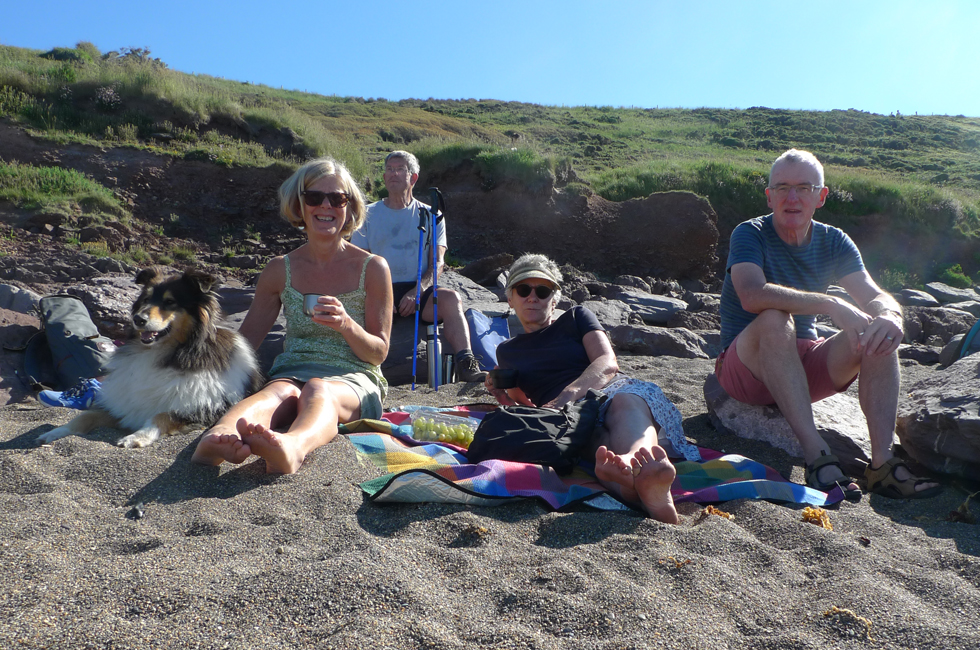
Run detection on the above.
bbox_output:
[279,157,367,238]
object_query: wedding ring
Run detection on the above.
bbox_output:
[886,336,895,341]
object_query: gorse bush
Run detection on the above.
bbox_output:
[938,264,973,289]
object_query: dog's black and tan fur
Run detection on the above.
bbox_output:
[38,267,261,448]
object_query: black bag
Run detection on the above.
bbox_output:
[466,390,608,474]
[23,295,116,390]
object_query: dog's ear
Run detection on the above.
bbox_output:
[135,266,163,286]
[184,269,219,294]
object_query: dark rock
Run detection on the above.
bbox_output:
[613,275,650,292]
[667,310,720,331]
[923,282,980,304]
[610,324,710,359]
[217,286,285,374]
[648,278,684,297]
[898,343,941,365]
[703,373,875,476]
[580,300,640,329]
[945,300,980,317]
[64,274,144,339]
[904,306,975,345]
[607,287,688,325]
[445,190,719,281]
[897,355,980,479]
[459,253,514,286]
[569,287,590,303]
[899,289,940,307]
[0,284,41,314]
[682,292,720,314]
[229,255,260,269]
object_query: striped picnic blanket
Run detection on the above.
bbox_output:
[340,416,844,511]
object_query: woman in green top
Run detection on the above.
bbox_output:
[192,158,393,474]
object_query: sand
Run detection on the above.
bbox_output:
[1,355,978,649]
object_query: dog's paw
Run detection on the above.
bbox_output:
[37,426,71,444]
[117,429,160,448]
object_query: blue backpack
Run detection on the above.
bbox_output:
[465,308,511,371]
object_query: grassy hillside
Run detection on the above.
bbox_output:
[2,41,980,286]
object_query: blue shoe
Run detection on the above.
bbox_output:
[38,378,102,410]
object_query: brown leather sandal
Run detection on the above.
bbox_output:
[864,457,942,499]
[804,451,862,502]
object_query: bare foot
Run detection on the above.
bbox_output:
[816,463,860,494]
[888,461,941,494]
[191,427,252,466]
[631,446,680,525]
[594,445,639,502]
[237,418,305,474]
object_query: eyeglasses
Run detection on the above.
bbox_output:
[513,284,554,299]
[385,166,411,175]
[301,191,349,208]
[768,184,823,197]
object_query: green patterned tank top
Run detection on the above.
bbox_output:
[268,254,387,397]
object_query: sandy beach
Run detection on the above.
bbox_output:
[1,355,977,649]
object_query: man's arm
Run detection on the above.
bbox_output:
[731,262,865,320]
[838,269,903,355]
[416,245,447,290]
[732,261,880,352]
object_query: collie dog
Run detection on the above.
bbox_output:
[37,267,261,448]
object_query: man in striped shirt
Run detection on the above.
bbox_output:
[716,149,940,500]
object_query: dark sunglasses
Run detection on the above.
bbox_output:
[301,190,349,208]
[514,283,554,299]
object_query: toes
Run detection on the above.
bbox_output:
[650,445,668,462]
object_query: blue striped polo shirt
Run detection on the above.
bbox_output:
[719,214,865,349]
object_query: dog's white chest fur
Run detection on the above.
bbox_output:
[97,335,257,430]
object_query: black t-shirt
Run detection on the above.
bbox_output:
[495,306,604,406]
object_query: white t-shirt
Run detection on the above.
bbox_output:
[351,199,447,283]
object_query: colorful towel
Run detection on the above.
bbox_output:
[340,417,844,511]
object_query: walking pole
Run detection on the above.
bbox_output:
[429,188,445,390]
[410,201,427,391]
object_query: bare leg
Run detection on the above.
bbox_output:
[191,381,300,466]
[593,393,679,524]
[735,310,860,492]
[422,288,471,354]
[241,378,361,474]
[853,346,939,492]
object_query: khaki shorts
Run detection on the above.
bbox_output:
[269,367,383,420]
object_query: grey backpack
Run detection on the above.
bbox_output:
[23,295,116,390]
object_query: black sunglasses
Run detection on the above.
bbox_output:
[301,190,349,208]
[514,284,554,299]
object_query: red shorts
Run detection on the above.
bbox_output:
[715,335,856,406]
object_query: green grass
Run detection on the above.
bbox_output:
[4,41,980,283]
[0,160,128,220]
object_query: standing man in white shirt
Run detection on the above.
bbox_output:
[351,151,488,382]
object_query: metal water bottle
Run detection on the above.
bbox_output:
[426,324,441,387]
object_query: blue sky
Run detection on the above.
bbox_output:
[3,0,978,116]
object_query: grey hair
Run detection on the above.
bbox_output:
[384,150,420,175]
[505,253,563,301]
[770,148,825,187]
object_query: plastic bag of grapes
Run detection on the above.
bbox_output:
[409,410,480,448]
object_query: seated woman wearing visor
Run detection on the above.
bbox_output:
[486,254,701,524]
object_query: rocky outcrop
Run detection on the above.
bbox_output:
[443,188,720,282]
[703,374,876,476]
[896,355,980,479]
